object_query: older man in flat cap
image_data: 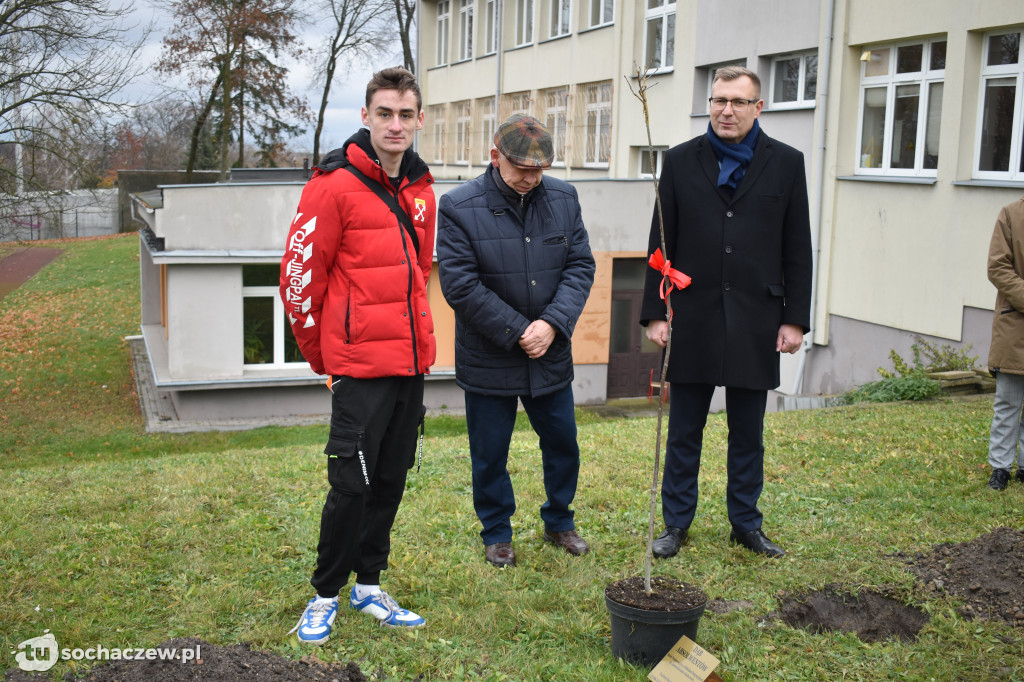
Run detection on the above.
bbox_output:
[437,114,595,568]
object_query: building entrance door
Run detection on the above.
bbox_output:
[606,259,664,399]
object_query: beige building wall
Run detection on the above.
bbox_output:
[816,0,1024,347]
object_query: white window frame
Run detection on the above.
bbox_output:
[454,101,471,164]
[457,0,473,61]
[515,0,534,47]
[544,87,568,166]
[856,38,945,177]
[975,28,1024,181]
[436,0,451,66]
[643,0,675,73]
[588,0,613,29]
[637,146,667,178]
[583,81,612,168]
[480,97,496,163]
[484,0,498,55]
[549,0,571,39]
[769,51,818,109]
[243,275,306,369]
[430,104,446,164]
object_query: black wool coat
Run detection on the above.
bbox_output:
[640,131,813,390]
[437,168,595,398]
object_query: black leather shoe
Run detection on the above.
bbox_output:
[1015,468,1024,485]
[989,468,1011,490]
[730,528,785,558]
[652,527,688,558]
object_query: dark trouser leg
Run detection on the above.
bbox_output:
[310,375,423,598]
[724,386,768,533]
[354,376,423,583]
[522,384,580,533]
[465,391,518,545]
[663,383,714,529]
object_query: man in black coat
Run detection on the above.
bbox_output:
[437,115,595,568]
[640,66,813,558]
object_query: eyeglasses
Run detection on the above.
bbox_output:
[708,97,760,112]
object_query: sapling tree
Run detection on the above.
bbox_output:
[625,66,691,595]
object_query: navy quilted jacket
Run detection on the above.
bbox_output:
[437,168,595,397]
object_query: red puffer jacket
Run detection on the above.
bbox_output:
[280,129,436,378]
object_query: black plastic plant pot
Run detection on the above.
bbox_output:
[604,589,707,667]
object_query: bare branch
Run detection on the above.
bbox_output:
[0,0,151,239]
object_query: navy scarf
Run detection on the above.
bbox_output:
[707,119,760,190]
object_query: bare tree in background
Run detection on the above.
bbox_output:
[0,0,148,239]
[311,0,391,165]
[392,0,416,73]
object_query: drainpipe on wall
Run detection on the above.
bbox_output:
[413,3,421,154]
[792,0,836,396]
[494,0,503,130]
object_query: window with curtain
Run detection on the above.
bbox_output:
[856,37,945,176]
[588,0,613,28]
[458,0,473,61]
[484,0,497,55]
[516,0,534,46]
[643,0,675,72]
[436,1,450,66]
[549,0,570,38]
[976,29,1024,180]
[770,52,817,108]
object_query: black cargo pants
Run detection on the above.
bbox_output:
[310,374,424,598]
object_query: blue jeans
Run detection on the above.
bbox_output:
[465,384,581,545]
[988,371,1024,471]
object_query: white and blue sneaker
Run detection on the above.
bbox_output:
[350,587,425,628]
[288,596,339,645]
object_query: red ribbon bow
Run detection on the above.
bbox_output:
[648,248,691,302]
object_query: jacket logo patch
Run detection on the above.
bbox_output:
[414,198,426,222]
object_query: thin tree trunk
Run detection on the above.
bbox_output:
[219,38,232,180]
[186,74,223,182]
[313,43,340,166]
[237,85,245,168]
[394,0,415,73]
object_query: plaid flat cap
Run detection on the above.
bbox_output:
[494,114,554,168]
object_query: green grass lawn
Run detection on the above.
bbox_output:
[2,236,1023,680]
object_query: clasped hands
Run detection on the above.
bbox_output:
[519,320,556,359]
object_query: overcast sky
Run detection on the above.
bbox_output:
[124,1,404,154]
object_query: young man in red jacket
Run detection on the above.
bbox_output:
[281,67,436,644]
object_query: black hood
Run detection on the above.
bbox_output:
[317,128,429,185]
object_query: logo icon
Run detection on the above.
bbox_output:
[414,198,426,222]
[14,630,58,672]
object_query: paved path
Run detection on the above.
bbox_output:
[0,247,63,301]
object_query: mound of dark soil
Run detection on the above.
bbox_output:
[776,584,928,642]
[605,576,708,611]
[899,526,1024,626]
[5,637,365,682]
